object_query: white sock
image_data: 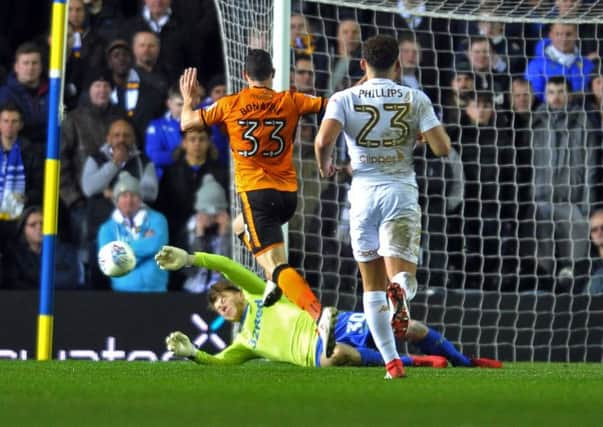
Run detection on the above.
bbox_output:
[363,291,399,364]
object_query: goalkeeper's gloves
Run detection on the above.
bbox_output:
[165,331,197,358]
[155,245,194,270]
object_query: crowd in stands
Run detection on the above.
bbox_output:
[0,0,602,295]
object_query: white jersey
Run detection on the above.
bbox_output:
[323,78,440,186]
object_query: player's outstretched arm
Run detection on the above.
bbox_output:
[422,125,451,157]
[155,246,266,294]
[165,331,258,365]
[179,67,204,132]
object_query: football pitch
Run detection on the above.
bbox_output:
[1,361,601,427]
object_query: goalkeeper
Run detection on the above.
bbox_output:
[155,246,501,369]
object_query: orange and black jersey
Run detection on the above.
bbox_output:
[197,86,326,193]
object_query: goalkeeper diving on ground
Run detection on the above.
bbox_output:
[155,246,501,369]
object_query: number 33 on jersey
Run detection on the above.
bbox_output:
[198,87,327,193]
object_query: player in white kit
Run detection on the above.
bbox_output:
[314,35,451,379]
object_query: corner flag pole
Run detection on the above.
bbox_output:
[37,0,69,360]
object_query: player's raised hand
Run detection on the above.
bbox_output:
[155,245,192,270]
[179,67,201,102]
[165,331,196,358]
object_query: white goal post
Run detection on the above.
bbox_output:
[213,0,603,362]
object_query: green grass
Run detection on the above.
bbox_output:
[0,361,601,427]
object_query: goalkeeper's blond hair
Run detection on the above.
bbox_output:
[207,280,242,309]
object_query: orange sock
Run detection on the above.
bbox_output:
[274,265,321,321]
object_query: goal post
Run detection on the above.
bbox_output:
[214,0,603,362]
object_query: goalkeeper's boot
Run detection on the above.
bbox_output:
[318,306,338,358]
[411,355,448,368]
[387,282,410,339]
[384,358,406,379]
[262,280,283,307]
[471,357,503,368]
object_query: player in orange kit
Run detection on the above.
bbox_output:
[179,49,334,349]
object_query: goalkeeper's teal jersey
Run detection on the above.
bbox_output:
[190,253,319,367]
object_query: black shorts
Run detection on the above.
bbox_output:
[239,189,297,255]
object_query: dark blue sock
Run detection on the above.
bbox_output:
[400,355,413,366]
[415,328,472,367]
[357,347,384,366]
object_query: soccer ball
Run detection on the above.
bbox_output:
[98,240,136,277]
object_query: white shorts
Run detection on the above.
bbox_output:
[348,182,421,263]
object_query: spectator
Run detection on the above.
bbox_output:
[122,0,191,84]
[391,0,453,103]
[81,118,158,287]
[413,136,465,290]
[324,1,453,109]
[509,77,539,290]
[60,69,125,258]
[454,91,516,290]
[85,0,125,43]
[455,18,525,77]
[532,76,600,292]
[531,1,599,60]
[64,0,107,110]
[587,209,603,294]
[181,174,231,293]
[290,12,329,92]
[132,30,169,97]
[441,65,475,128]
[155,128,225,253]
[97,171,168,292]
[0,103,43,251]
[458,36,508,107]
[586,60,603,130]
[145,84,183,179]
[509,77,538,201]
[510,77,537,188]
[204,75,226,101]
[105,39,164,144]
[511,77,537,114]
[289,57,322,254]
[398,34,420,90]
[526,22,594,102]
[184,0,224,86]
[291,53,316,95]
[3,206,82,289]
[0,42,48,160]
[328,18,363,95]
[199,75,229,168]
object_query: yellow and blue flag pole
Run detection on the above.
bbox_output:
[37,0,69,360]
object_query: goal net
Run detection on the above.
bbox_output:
[214,0,603,362]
